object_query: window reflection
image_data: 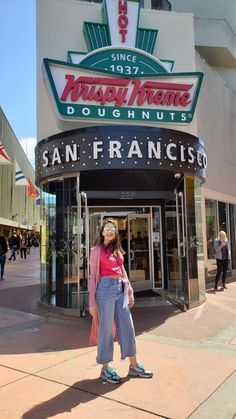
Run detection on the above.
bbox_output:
[152,207,162,288]
[205,199,231,279]
[205,199,217,278]
[151,0,171,10]
[41,178,80,309]
[185,178,205,304]
[229,204,236,269]
[218,201,227,234]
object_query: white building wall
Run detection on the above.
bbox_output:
[170,0,236,90]
[170,0,236,34]
[196,53,236,199]
[214,67,236,91]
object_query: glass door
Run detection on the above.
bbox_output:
[152,206,163,289]
[127,215,152,291]
[165,180,188,305]
[87,210,153,292]
[89,212,104,248]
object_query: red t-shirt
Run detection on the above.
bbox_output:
[100,245,124,277]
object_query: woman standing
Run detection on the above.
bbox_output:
[89,219,153,384]
[20,234,28,260]
[214,231,230,291]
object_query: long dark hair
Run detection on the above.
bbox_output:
[99,219,124,255]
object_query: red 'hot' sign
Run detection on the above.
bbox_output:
[118,0,128,42]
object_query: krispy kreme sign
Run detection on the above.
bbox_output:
[44,59,202,124]
[43,0,203,125]
[61,76,192,107]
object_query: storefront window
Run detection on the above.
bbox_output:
[229,204,236,269]
[89,207,155,292]
[41,178,79,309]
[40,187,56,304]
[152,207,162,288]
[165,199,178,294]
[151,0,171,10]
[218,201,228,234]
[205,199,232,279]
[185,178,205,304]
[218,201,231,270]
[165,176,188,306]
[164,177,205,308]
[205,199,217,278]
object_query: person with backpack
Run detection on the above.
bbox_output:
[0,235,8,280]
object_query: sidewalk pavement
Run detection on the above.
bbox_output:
[0,249,236,419]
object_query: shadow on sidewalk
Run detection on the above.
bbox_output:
[22,377,134,419]
[0,304,179,355]
[0,284,40,314]
[132,305,180,335]
[206,289,225,295]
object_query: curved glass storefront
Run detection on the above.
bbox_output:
[40,175,206,312]
[37,126,207,312]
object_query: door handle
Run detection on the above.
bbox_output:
[176,192,186,258]
[179,192,186,257]
[176,193,181,258]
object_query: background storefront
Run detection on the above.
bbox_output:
[0,108,40,237]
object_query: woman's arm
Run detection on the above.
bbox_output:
[227,241,231,260]
[214,239,223,253]
[89,247,99,314]
[121,263,135,307]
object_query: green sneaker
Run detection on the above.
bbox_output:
[128,361,153,378]
[100,365,121,384]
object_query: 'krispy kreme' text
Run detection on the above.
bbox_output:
[60,75,193,108]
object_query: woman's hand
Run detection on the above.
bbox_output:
[129,298,135,309]
[89,307,97,317]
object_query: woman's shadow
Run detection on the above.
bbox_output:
[22,376,130,419]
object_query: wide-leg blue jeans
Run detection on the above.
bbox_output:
[95,277,136,365]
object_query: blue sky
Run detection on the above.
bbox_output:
[0,0,36,163]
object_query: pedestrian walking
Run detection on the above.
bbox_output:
[20,235,28,260]
[15,234,21,254]
[0,235,8,280]
[27,235,31,255]
[8,233,17,261]
[214,230,230,291]
[89,219,153,384]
